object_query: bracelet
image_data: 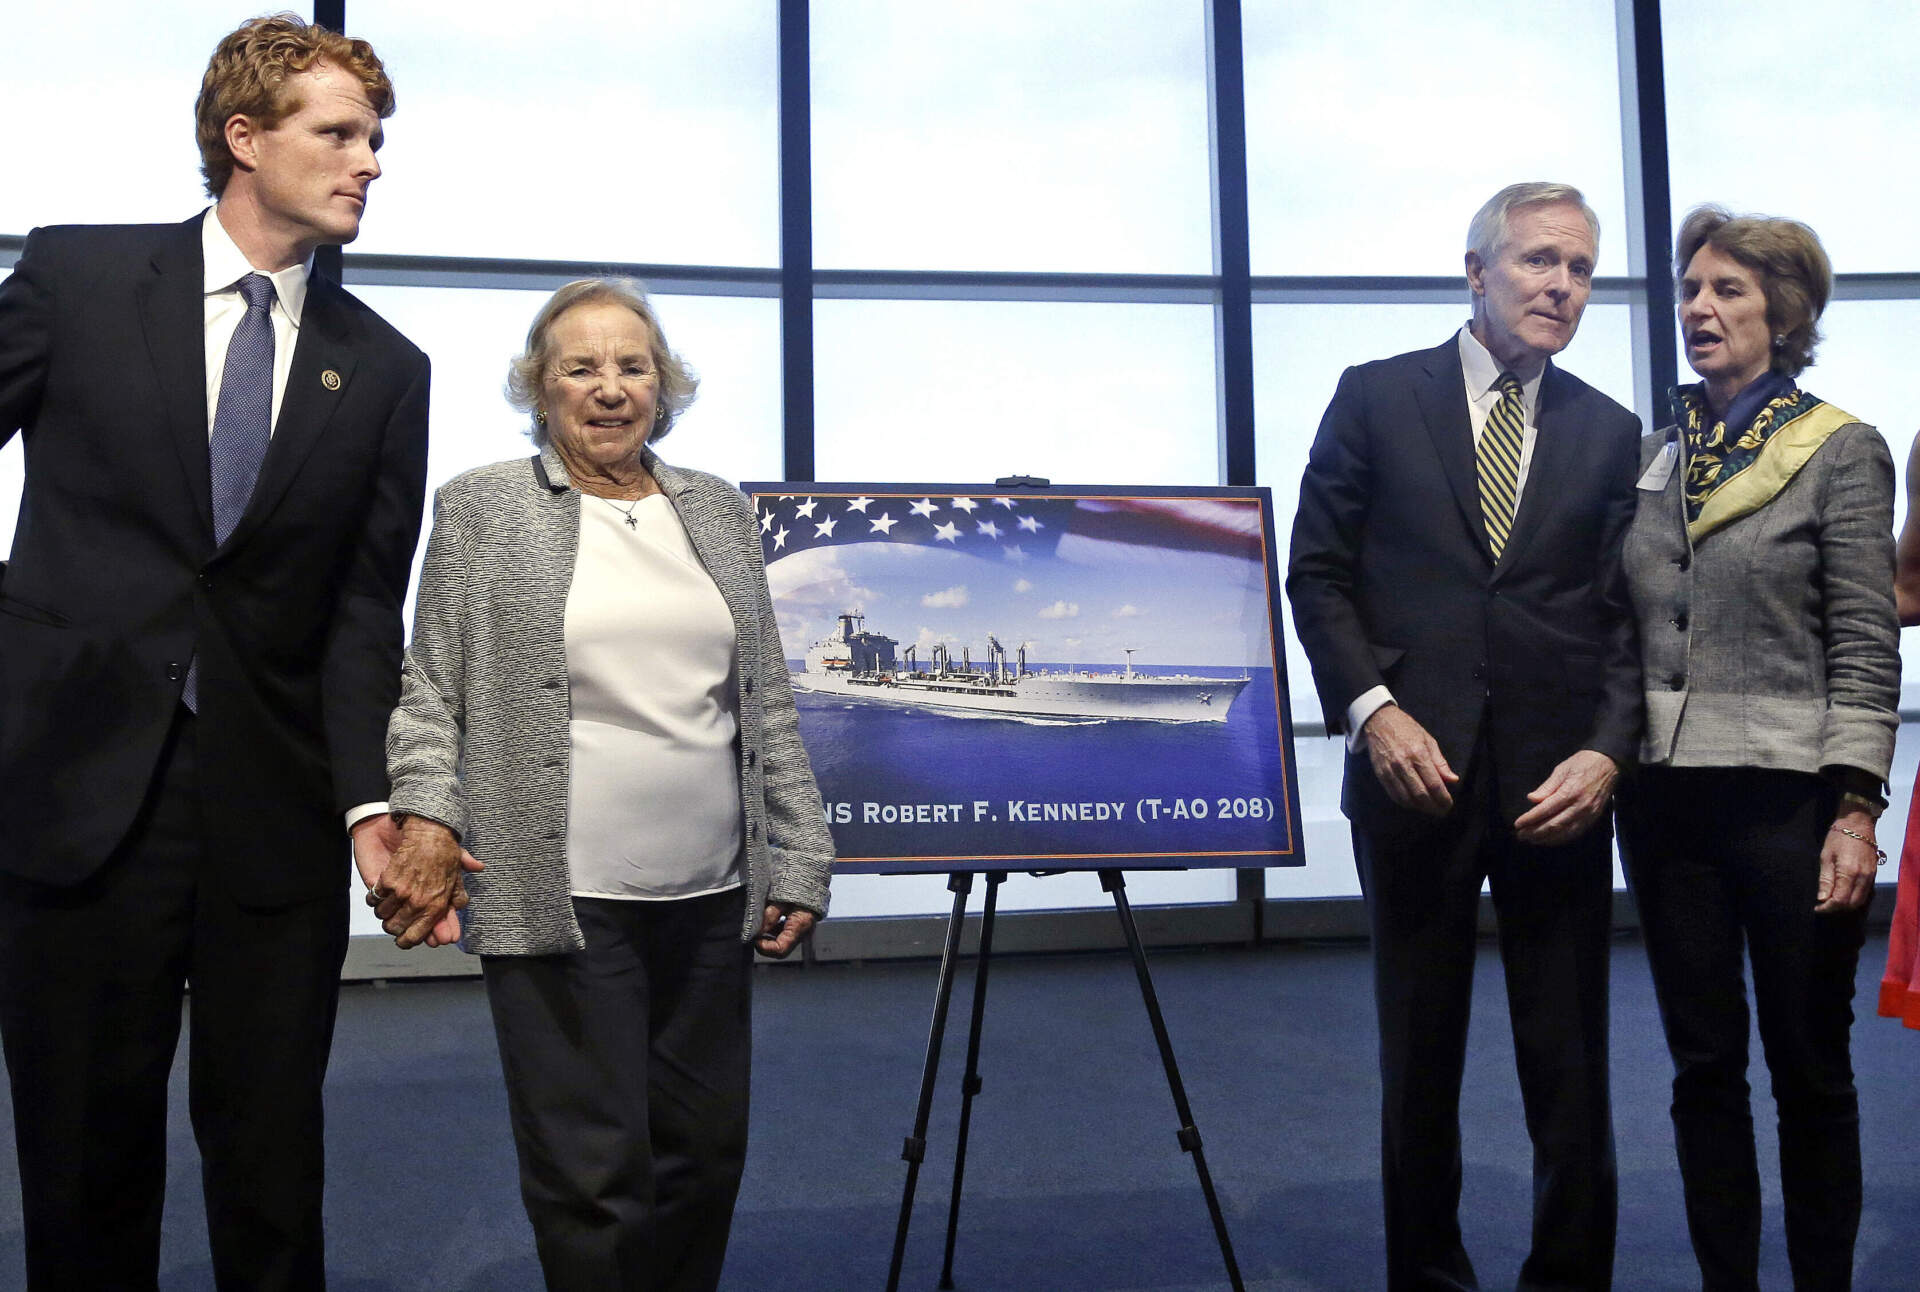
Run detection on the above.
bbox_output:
[1830,824,1888,866]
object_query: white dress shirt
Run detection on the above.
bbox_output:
[1343,324,1546,749]
[201,208,386,832]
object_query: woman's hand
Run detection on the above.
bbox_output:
[369,817,484,948]
[756,903,817,959]
[1816,809,1880,914]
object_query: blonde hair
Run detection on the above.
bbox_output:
[506,280,700,444]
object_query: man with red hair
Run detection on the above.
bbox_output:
[0,15,434,1288]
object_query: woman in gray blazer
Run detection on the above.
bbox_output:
[379,279,834,1292]
[1620,207,1898,1292]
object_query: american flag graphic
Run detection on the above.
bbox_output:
[747,489,1267,569]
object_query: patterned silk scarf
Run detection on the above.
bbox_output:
[1676,372,1857,543]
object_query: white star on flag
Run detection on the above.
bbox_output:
[993,497,1017,508]
[909,498,937,518]
[1018,514,1043,532]
[869,512,898,535]
[950,497,978,513]
[976,520,1003,538]
[815,516,838,538]
[846,497,873,512]
[933,521,961,543]
[772,525,790,550]
[794,498,818,519]
[759,510,773,533]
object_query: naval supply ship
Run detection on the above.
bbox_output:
[790,612,1251,723]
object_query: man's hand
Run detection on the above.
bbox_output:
[1514,750,1618,846]
[368,817,484,950]
[1816,808,1880,914]
[350,812,403,893]
[755,903,817,959]
[1362,704,1458,816]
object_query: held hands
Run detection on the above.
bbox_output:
[756,903,817,959]
[1361,704,1458,816]
[1817,808,1880,914]
[1513,749,1618,846]
[352,813,485,949]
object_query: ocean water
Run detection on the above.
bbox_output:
[789,665,1302,872]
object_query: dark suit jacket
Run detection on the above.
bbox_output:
[1287,336,1642,830]
[0,216,429,903]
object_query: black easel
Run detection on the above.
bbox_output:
[884,869,1244,1292]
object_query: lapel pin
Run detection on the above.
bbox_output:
[321,369,342,391]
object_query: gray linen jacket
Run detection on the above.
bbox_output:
[1623,417,1899,780]
[386,444,834,955]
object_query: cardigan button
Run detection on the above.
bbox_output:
[1669,673,1685,691]
[745,749,757,766]
[1671,613,1688,631]
[743,676,755,694]
[543,679,562,689]
[1675,554,1691,571]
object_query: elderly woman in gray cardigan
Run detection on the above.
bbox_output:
[1619,207,1897,1292]
[375,279,833,1292]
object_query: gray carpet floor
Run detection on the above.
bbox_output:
[0,931,1915,1290]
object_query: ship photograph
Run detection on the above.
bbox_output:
[794,611,1252,724]
[743,484,1301,871]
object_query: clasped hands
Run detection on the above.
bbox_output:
[351,813,484,949]
[1360,704,1616,846]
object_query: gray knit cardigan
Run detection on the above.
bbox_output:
[386,444,834,955]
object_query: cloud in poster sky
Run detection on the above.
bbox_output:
[1112,603,1141,618]
[921,585,969,609]
[1013,578,1033,594]
[1037,600,1079,619]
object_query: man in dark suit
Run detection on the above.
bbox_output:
[0,17,444,1288]
[1288,182,1643,1291]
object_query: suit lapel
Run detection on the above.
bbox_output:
[1411,339,1491,561]
[221,276,359,552]
[1494,362,1575,577]
[136,217,214,542]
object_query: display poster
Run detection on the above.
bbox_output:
[742,482,1304,873]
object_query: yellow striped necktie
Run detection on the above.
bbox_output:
[1477,372,1525,558]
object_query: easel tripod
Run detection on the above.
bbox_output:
[884,868,1244,1291]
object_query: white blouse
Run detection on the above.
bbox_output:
[564,493,743,900]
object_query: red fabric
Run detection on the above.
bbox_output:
[1879,777,1920,1029]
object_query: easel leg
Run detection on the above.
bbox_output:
[1100,869,1246,1292]
[939,870,1003,1289]
[886,871,974,1292]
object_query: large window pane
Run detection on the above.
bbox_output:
[1244,1,1629,276]
[0,4,241,230]
[1779,299,1920,705]
[813,299,1218,485]
[1664,1,1920,272]
[811,1,1213,273]
[349,1,779,266]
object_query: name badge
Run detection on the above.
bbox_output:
[1636,440,1677,492]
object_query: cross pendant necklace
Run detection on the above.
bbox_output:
[604,496,643,530]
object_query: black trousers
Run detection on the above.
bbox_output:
[0,707,349,1291]
[1353,741,1616,1292]
[1619,766,1865,1292]
[482,889,754,1292]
